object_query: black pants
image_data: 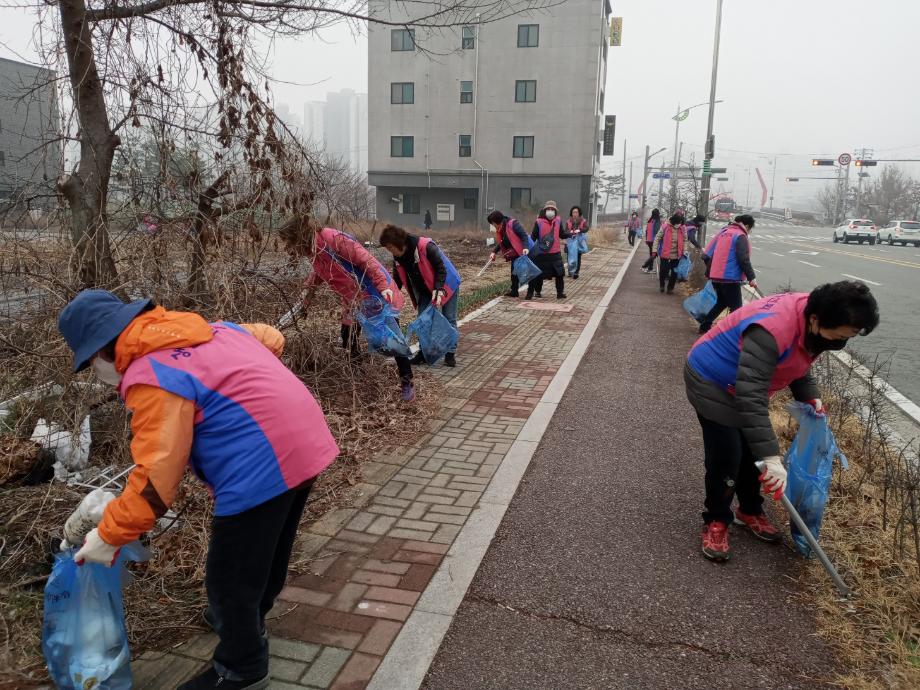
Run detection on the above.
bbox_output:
[659,258,679,291]
[697,414,764,525]
[510,265,520,296]
[699,282,743,332]
[528,274,564,297]
[207,482,314,678]
[343,323,412,380]
[627,230,636,246]
[641,242,655,270]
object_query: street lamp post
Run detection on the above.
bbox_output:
[670,100,722,205]
[640,145,667,225]
[698,0,724,246]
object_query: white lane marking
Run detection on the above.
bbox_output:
[842,273,882,286]
[789,249,819,255]
[799,260,821,268]
[770,251,784,257]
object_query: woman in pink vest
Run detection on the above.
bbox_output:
[698,214,759,334]
[640,208,661,272]
[57,290,339,689]
[684,281,879,562]
[487,209,533,297]
[652,212,687,294]
[528,200,571,300]
[565,205,589,279]
[379,224,463,368]
[624,211,641,246]
[279,219,417,402]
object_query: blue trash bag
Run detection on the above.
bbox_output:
[784,401,848,557]
[408,305,459,365]
[682,281,718,323]
[565,238,580,273]
[512,255,542,285]
[356,297,411,358]
[577,233,589,253]
[43,542,148,690]
[676,254,692,282]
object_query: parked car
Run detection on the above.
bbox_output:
[881,220,920,247]
[832,219,878,245]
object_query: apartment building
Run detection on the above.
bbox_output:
[367,0,612,228]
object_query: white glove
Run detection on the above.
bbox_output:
[521,248,529,256]
[75,528,120,567]
[63,488,116,547]
[381,289,394,303]
[758,456,787,500]
[807,398,825,416]
[432,290,444,307]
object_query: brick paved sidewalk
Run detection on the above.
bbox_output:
[132,242,632,689]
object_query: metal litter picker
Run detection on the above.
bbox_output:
[756,461,850,596]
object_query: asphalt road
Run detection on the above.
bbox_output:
[747,221,920,406]
[423,249,839,690]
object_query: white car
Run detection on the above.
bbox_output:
[832,219,878,245]
[881,220,920,247]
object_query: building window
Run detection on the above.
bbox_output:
[391,82,414,104]
[515,80,537,103]
[510,187,532,209]
[390,136,414,158]
[517,24,539,48]
[401,193,420,215]
[391,29,415,51]
[464,188,478,210]
[512,136,534,158]
[462,26,475,50]
[460,81,473,104]
[459,135,472,158]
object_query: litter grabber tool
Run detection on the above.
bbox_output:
[755,460,850,597]
[476,255,495,278]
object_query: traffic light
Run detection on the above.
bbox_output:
[811,159,835,166]
[785,177,800,182]
[854,159,877,167]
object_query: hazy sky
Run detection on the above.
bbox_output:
[2,0,918,207]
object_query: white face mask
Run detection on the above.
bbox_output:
[545,210,556,220]
[92,357,123,387]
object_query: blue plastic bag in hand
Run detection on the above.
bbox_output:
[682,281,718,323]
[784,401,848,557]
[356,297,411,358]
[565,238,580,273]
[42,543,147,690]
[512,255,542,285]
[676,254,691,282]
[577,234,589,253]
[408,305,459,365]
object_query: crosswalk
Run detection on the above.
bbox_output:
[752,233,828,242]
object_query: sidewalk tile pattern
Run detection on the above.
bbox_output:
[131,246,630,689]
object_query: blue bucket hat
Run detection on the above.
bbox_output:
[58,290,153,372]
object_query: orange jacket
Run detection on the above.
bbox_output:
[98,308,286,546]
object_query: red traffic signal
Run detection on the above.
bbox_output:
[785,177,800,182]
[811,159,835,166]
[854,159,877,167]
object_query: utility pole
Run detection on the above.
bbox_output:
[671,103,681,203]
[854,146,872,216]
[640,144,650,224]
[698,0,723,247]
[621,139,627,213]
[769,156,777,209]
[628,161,634,213]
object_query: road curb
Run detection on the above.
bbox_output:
[367,241,640,690]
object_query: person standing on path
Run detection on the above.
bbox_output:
[424,209,432,231]
[625,211,641,246]
[279,218,417,402]
[697,214,759,334]
[652,212,687,294]
[684,281,879,562]
[641,208,661,273]
[528,200,570,300]
[380,224,462,368]
[686,213,705,249]
[57,290,339,690]
[565,205,589,279]
[487,209,533,298]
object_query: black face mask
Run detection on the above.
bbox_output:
[805,331,848,354]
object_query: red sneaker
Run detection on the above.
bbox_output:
[734,510,782,543]
[701,521,730,561]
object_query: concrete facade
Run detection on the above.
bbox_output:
[0,57,61,207]
[367,0,611,230]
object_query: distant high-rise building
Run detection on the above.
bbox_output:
[0,57,61,207]
[324,88,368,176]
[302,100,326,148]
[367,1,611,227]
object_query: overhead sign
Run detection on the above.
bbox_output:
[629,194,639,199]
[602,115,616,156]
[609,17,622,46]
[652,172,671,179]
[838,152,852,166]
[710,167,727,174]
[436,204,454,222]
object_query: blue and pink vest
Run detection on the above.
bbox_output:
[394,236,462,305]
[657,223,686,259]
[497,218,532,260]
[688,292,816,397]
[119,323,339,516]
[645,218,660,243]
[705,223,748,281]
[535,216,563,254]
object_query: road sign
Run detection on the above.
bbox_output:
[838,152,852,166]
[629,194,639,199]
[602,115,616,156]
[609,17,622,46]
[652,172,671,179]
[715,176,729,181]
[710,167,727,174]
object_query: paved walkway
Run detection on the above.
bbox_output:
[421,249,840,689]
[132,242,633,689]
